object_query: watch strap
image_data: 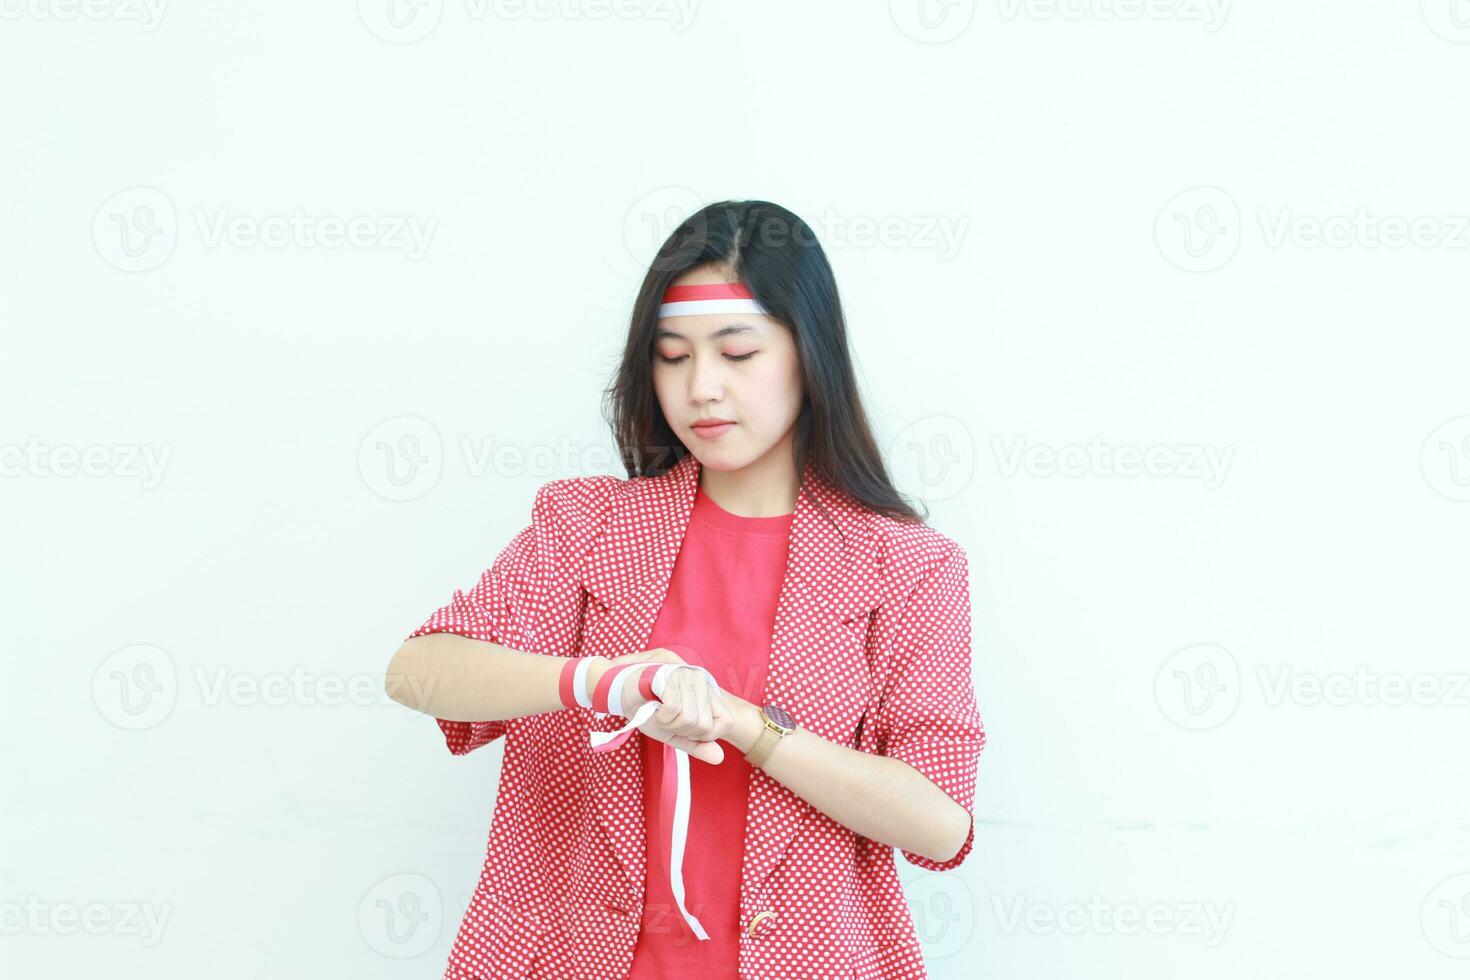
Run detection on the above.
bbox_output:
[743,707,793,768]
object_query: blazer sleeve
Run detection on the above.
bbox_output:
[870,541,986,871]
[403,478,603,756]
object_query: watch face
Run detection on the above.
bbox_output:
[765,704,794,730]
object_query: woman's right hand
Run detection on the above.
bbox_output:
[604,648,732,765]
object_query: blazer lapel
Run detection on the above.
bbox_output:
[577,455,698,902]
[738,458,884,907]
[576,452,884,908]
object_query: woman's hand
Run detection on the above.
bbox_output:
[605,648,734,765]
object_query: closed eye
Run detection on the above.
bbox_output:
[657,352,756,365]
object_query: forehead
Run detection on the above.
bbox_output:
[654,318,767,342]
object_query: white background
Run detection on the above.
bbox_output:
[4,1,1470,978]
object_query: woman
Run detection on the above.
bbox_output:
[387,200,985,980]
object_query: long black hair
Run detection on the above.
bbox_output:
[603,200,926,525]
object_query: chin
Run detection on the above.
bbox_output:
[687,450,739,472]
[689,443,775,474]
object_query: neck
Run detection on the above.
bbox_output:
[697,439,800,518]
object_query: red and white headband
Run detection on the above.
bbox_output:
[658,281,771,318]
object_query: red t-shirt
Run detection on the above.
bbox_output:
[626,484,794,978]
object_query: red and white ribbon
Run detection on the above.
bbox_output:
[565,658,721,942]
[658,281,771,319]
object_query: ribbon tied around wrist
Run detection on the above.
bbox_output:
[558,656,723,941]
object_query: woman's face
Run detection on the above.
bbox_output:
[651,268,804,474]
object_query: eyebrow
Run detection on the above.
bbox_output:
[655,323,761,341]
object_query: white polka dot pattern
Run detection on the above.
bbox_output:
[867,542,983,873]
[408,477,619,757]
[403,453,986,979]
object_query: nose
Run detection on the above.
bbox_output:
[686,353,726,404]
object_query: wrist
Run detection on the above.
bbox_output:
[584,657,610,692]
[728,695,765,754]
[578,657,655,714]
[558,656,610,710]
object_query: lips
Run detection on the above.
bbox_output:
[690,419,736,440]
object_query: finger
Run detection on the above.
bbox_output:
[670,735,723,765]
[676,679,699,734]
[640,719,720,763]
[638,719,679,752]
[680,676,701,731]
[663,672,696,728]
[654,678,682,726]
[692,677,712,735]
[643,703,705,744]
[640,719,690,752]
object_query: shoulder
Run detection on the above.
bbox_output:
[533,473,623,517]
[865,509,968,600]
[528,474,623,543]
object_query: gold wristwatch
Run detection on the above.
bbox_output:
[743,704,796,768]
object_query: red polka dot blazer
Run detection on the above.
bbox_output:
[406,451,986,979]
